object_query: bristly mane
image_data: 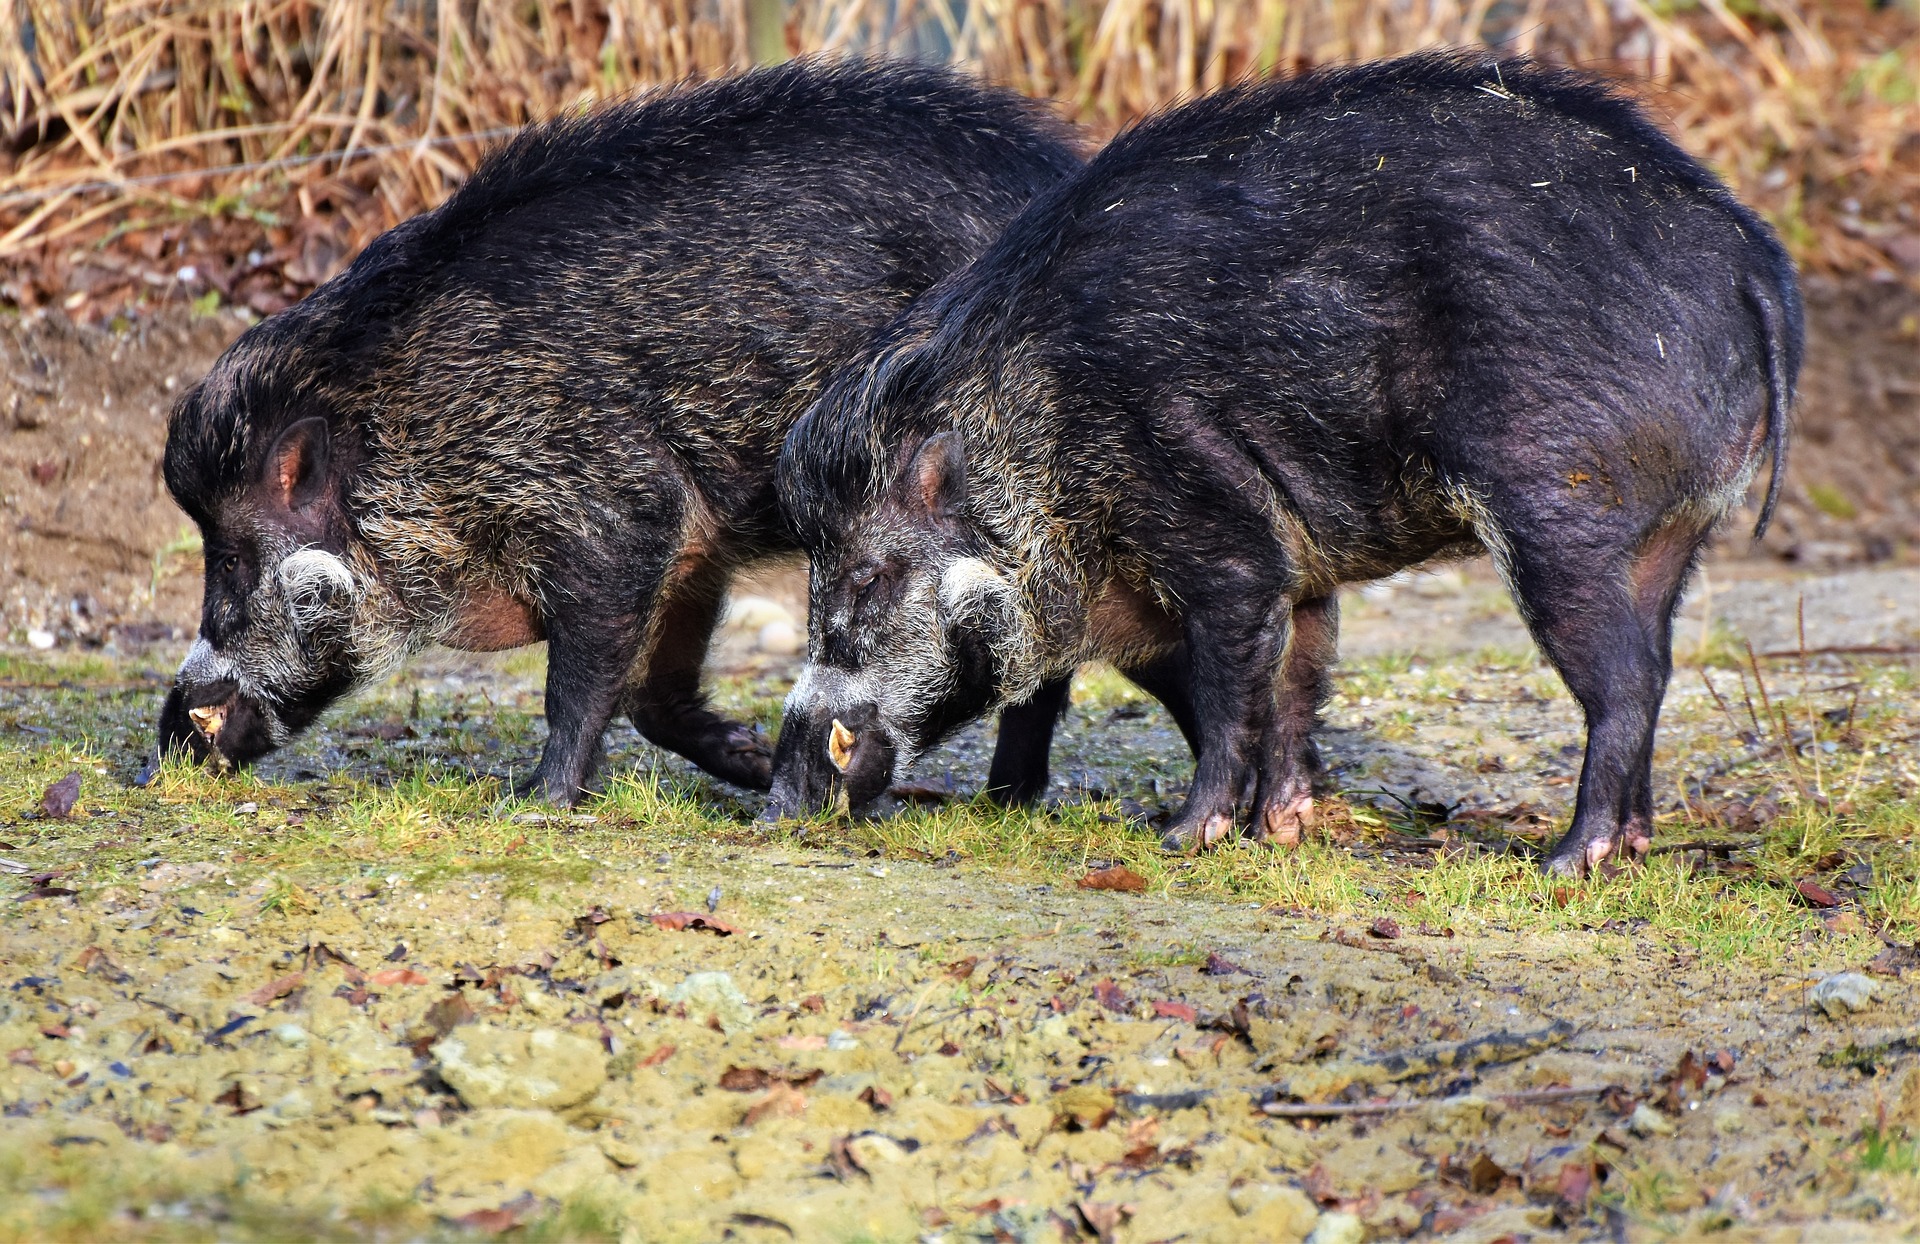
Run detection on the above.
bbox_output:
[778,50,1802,550]
[165,57,1079,521]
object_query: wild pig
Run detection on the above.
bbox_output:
[156,59,1092,803]
[768,53,1801,876]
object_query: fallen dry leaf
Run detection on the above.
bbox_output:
[1824,910,1864,935]
[719,1065,825,1093]
[243,973,305,1006]
[1795,878,1841,908]
[424,992,476,1037]
[40,773,80,819]
[1151,1000,1197,1023]
[858,1085,893,1111]
[742,1082,808,1126]
[776,1034,828,1050]
[1203,951,1251,976]
[1077,865,1148,893]
[1659,1050,1709,1114]
[368,968,430,987]
[1076,1200,1133,1243]
[651,911,742,936]
[1093,979,1132,1014]
[1369,917,1403,940]
[945,955,980,980]
[637,1044,676,1068]
[454,1193,542,1234]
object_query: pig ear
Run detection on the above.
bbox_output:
[265,417,332,512]
[904,430,965,520]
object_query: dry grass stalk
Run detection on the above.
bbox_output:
[1,0,1915,286]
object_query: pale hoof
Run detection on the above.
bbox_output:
[1255,794,1314,847]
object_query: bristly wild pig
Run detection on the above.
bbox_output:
[154,59,1089,803]
[769,53,1801,876]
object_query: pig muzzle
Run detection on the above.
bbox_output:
[157,677,278,771]
[762,697,897,821]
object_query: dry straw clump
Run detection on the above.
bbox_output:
[2,0,1916,317]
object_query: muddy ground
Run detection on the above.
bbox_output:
[0,555,1916,1242]
[0,278,1917,1241]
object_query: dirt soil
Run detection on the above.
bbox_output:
[2,837,1915,1243]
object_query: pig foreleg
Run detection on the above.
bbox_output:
[1158,591,1291,852]
[1249,594,1338,846]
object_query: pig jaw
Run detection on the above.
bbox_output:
[158,637,291,768]
[157,542,414,773]
[764,666,902,819]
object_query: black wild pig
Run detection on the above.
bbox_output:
[769,53,1800,877]
[156,60,1096,804]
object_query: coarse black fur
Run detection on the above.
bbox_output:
[773,52,1803,875]
[159,58,1104,803]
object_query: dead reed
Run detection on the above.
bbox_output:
[1,0,1915,311]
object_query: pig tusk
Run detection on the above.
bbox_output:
[188,704,227,741]
[828,719,855,772]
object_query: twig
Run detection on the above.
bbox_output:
[1648,839,1753,856]
[1258,1083,1623,1119]
[1755,645,1920,659]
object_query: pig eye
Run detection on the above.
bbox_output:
[221,556,239,574]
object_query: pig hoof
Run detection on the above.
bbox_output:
[1159,812,1235,853]
[1254,794,1313,846]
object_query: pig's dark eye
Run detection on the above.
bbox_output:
[221,556,239,574]
[850,562,897,615]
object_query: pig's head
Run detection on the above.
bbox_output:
[157,344,403,772]
[767,427,1041,817]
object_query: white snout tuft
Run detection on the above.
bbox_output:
[938,556,1016,621]
[279,547,358,633]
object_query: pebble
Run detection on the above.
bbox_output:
[271,1023,310,1049]
[756,619,803,655]
[431,1025,607,1111]
[26,629,55,650]
[666,971,754,1034]
[1305,1210,1365,1244]
[1810,972,1882,1018]
[724,595,793,632]
[1629,1102,1676,1137]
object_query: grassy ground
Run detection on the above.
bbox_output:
[0,632,1916,1240]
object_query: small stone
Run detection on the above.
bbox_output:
[271,1023,310,1049]
[1810,972,1881,1018]
[1230,1184,1318,1242]
[271,1090,314,1119]
[600,1135,643,1167]
[666,971,754,1033]
[756,619,803,655]
[826,1029,861,1051]
[1305,1210,1365,1244]
[724,594,794,632]
[431,1025,607,1111]
[25,629,55,650]
[1629,1103,1676,1137]
[1712,1108,1745,1135]
[847,1133,913,1167]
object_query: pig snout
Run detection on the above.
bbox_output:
[158,677,276,770]
[763,700,896,820]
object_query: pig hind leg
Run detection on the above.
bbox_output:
[622,561,773,791]
[1496,511,1709,877]
[985,650,1199,808]
[1249,594,1338,846]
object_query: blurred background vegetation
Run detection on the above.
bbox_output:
[1,0,1917,318]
